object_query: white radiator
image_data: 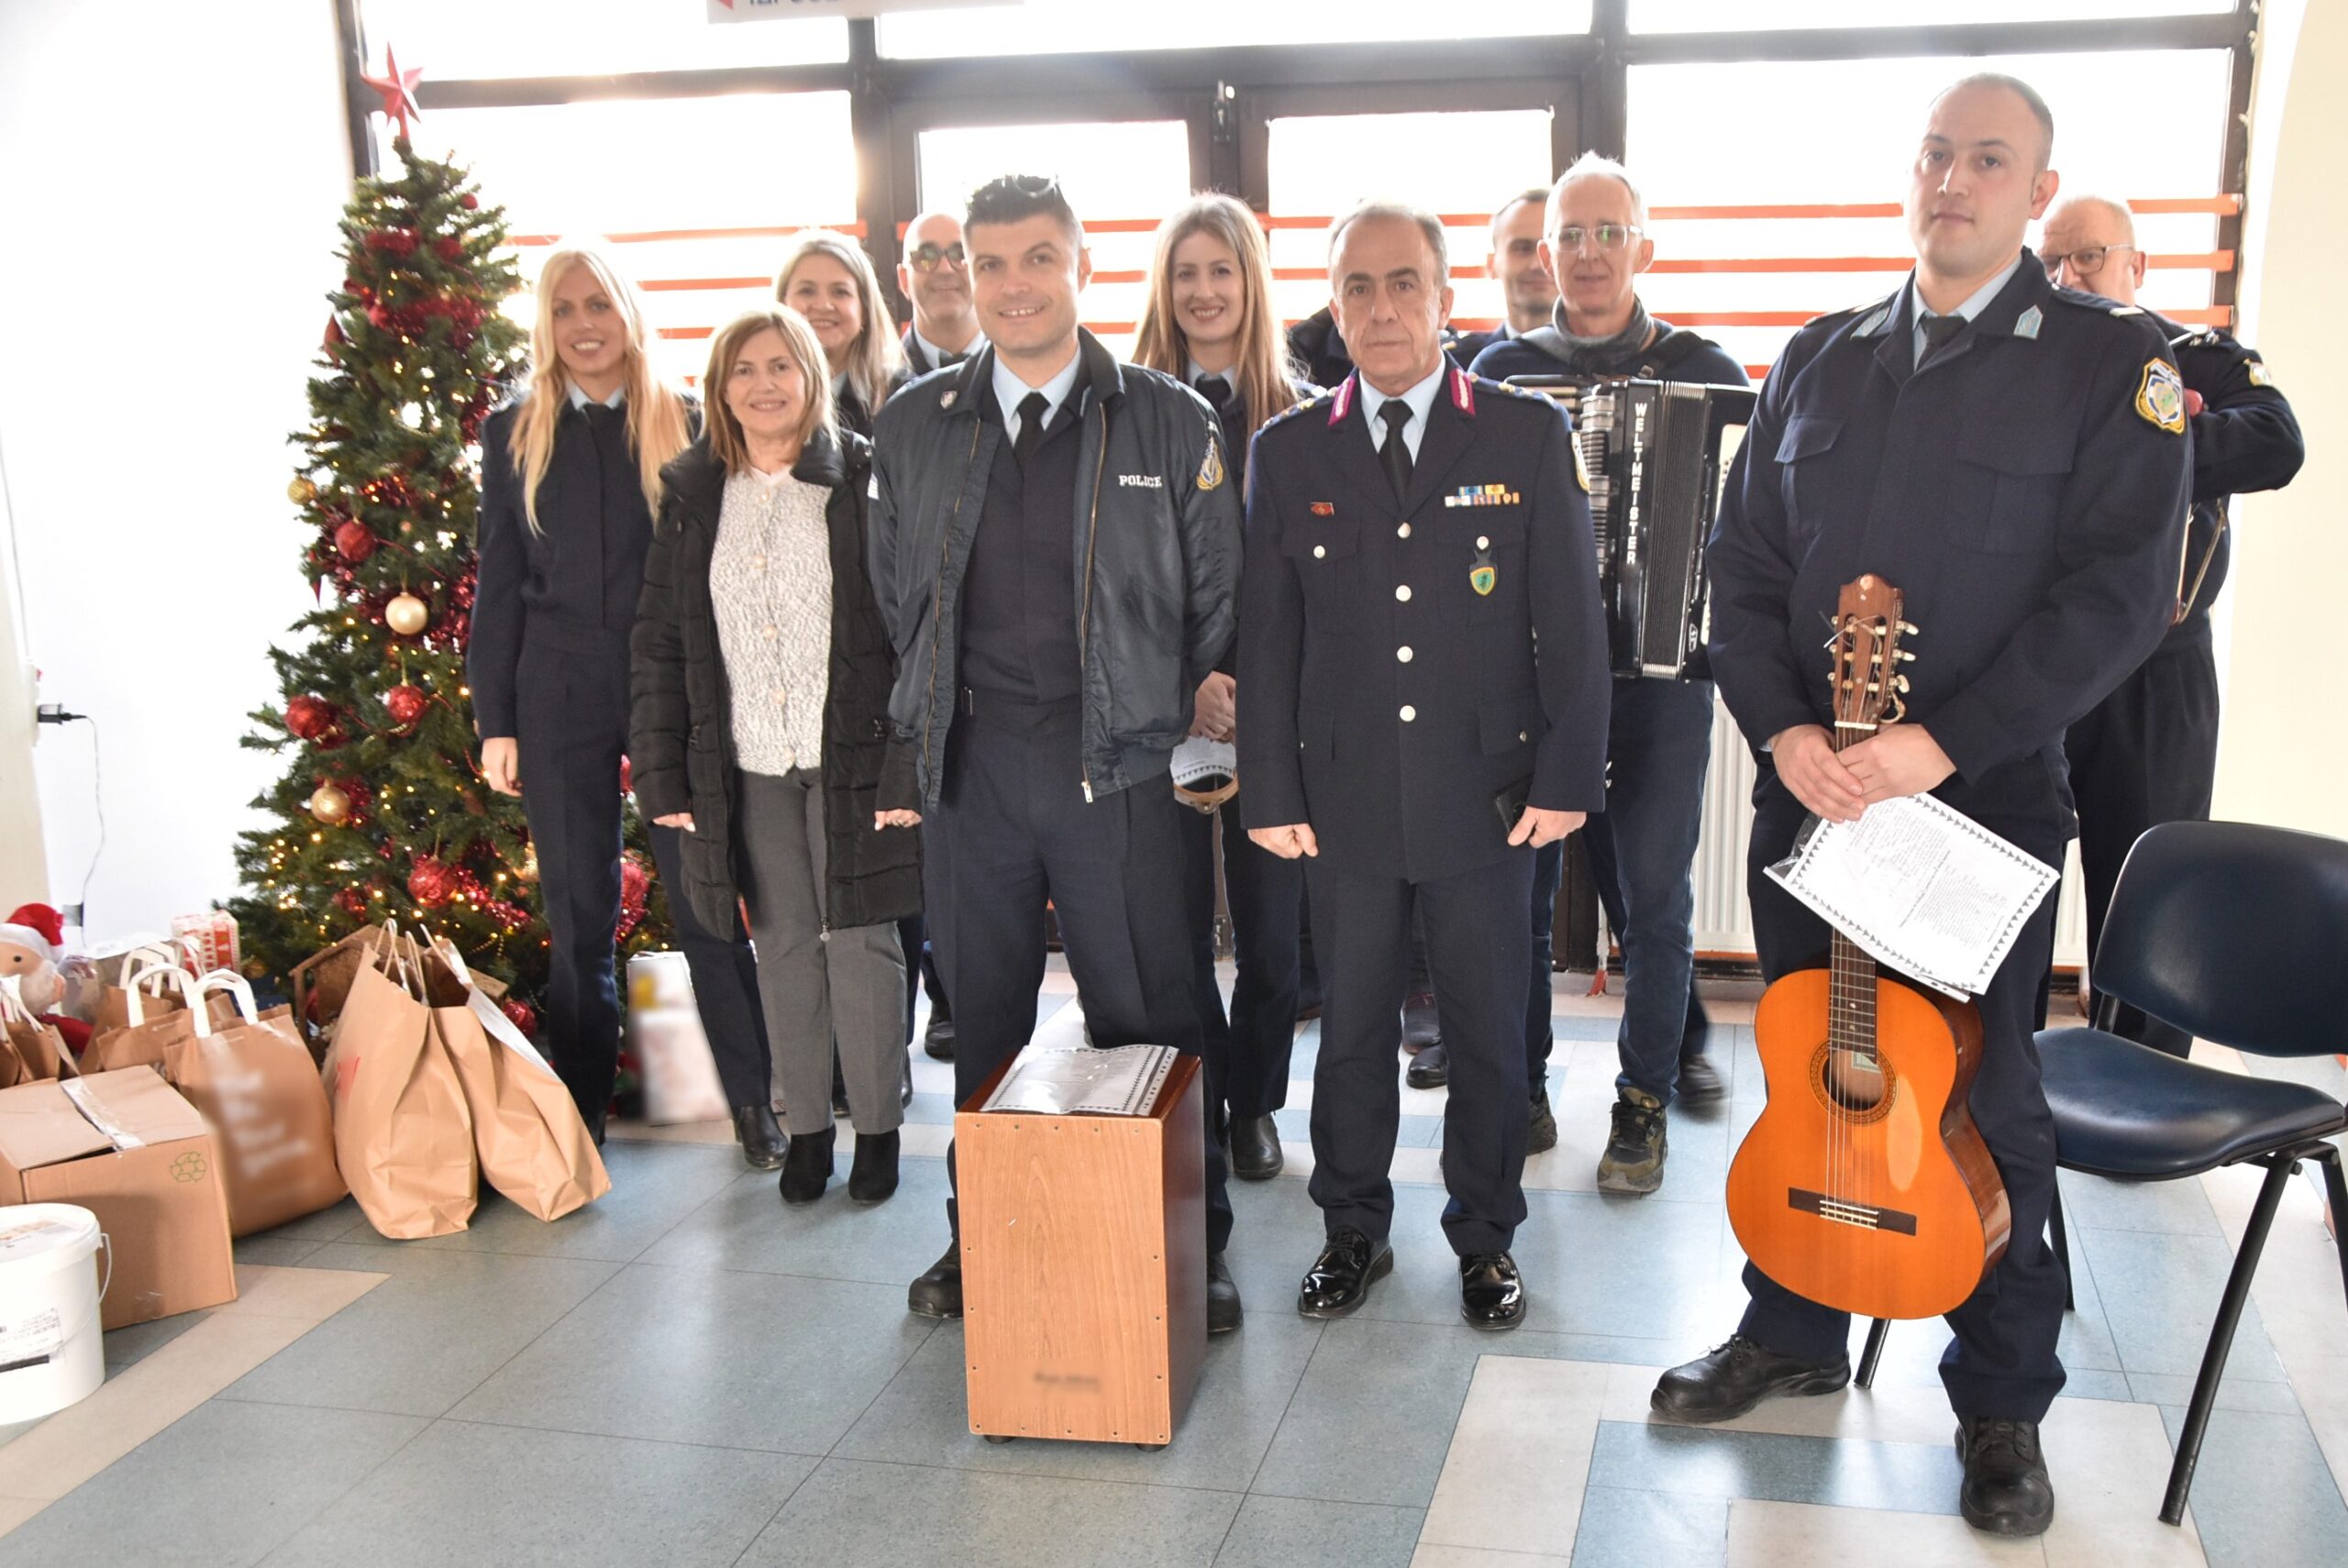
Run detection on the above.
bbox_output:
[1689,691,2090,968]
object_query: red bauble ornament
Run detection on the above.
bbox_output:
[499,997,537,1039]
[618,755,632,796]
[385,683,428,727]
[334,519,378,563]
[334,886,369,918]
[434,236,462,261]
[621,855,650,906]
[407,856,454,907]
[284,695,337,741]
[460,193,479,211]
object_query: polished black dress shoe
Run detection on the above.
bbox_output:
[1677,1051,1725,1105]
[907,1241,963,1319]
[1401,991,1441,1054]
[1651,1335,1850,1423]
[1406,1041,1450,1089]
[1229,1113,1283,1179]
[1207,1253,1243,1334]
[847,1129,900,1202]
[733,1104,787,1170]
[1955,1418,2055,1536]
[1297,1228,1394,1319]
[924,1016,956,1061]
[779,1124,835,1205]
[1459,1252,1527,1329]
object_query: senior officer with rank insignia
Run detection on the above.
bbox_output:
[1650,76,2192,1539]
[1239,199,1610,1330]
[2038,193,2305,1055]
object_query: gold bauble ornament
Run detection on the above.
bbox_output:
[518,845,539,883]
[242,957,270,979]
[309,781,352,825]
[385,591,429,635]
[288,476,317,504]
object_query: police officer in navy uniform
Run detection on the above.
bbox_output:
[1240,200,1610,1331]
[896,208,982,381]
[2039,193,2304,1055]
[1651,77,2192,1539]
[1473,154,1748,1189]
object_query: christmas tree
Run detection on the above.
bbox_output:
[230,133,661,1032]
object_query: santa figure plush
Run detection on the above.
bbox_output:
[0,903,90,1052]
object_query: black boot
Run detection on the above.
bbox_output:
[1228,1113,1283,1179]
[1207,1253,1243,1334]
[733,1104,787,1171]
[1955,1418,2055,1537]
[779,1125,835,1205]
[908,1240,962,1319]
[1406,1040,1450,1088]
[1401,991,1441,1054]
[848,1129,900,1202]
[1650,1335,1850,1423]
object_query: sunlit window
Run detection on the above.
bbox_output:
[359,0,848,76]
[1631,0,2228,29]
[880,0,1589,58]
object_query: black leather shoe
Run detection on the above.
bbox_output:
[1229,1113,1283,1179]
[1406,1041,1450,1089]
[1459,1252,1527,1330]
[1955,1418,2055,1537]
[1677,1052,1725,1105]
[1401,991,1441,1054]
[1207,1253,1243,1334]
[1527,1088,1558,1154]
[1297,1228,1394,1319]
[779,1125,835,1205]
[900,1055,915,1110]
[847,1129,899,1202]
[924,1016,956,1061]
[1651,1335,1850,1423]
[733,1104,787,1170]
[908,1241,962,1319]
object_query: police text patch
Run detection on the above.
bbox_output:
[2134,359,2187,434]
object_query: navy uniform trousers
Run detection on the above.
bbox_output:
[1309,850,1534,1256]
[1736,765,2070,1422]
[924,701,1234,1253]
[1180,803,1304,1135]
[515,628,772,1125]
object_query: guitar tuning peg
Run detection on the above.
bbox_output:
[1899,621,1920,635]
[1899,650,1916,662]
[1896,675,1911,692]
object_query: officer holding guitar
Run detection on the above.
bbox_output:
[1654,74,2191,1539]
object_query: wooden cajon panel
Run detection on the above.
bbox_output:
[958,1055,1206,1445]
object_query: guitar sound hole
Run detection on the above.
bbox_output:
[1810,1044,1895,1123]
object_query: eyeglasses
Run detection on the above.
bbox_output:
[908,241,967,273]
[2041,244,2135,278]
[1555,223,1643,255]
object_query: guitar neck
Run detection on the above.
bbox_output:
[1824,720,1879,1066]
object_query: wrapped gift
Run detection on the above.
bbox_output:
[625,953,727,1123]
[170,911,240,977]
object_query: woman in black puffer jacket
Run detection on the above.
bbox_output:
[630,305,920,1206]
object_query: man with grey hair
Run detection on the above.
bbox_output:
[2039,193,2302,1053]
[1472,151,1748,1191]
[1241,197,1611,1329]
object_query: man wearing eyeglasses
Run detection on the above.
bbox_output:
[897,209,983,376]
[2039,194,2304,1055]
[1470,154,1746,1193]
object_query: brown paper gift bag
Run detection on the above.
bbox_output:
[320,926,476,1239]
[164,972,349,1237]
[4,974,83,1082]
[418,938,608,1222]
[88,942,203,1035]
[83,964,203,1074]
[287,922,394,1060]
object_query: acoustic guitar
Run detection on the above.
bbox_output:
[1723,574,2011,1321]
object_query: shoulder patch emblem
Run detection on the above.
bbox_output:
[2109,304,2145,317]
[1851,306,1892,338]
[2247,359,2275,389]
[939,389,958,410]
[2013,305,2043,340]
[1196,435,1225,491]
[2135,359,2187,434]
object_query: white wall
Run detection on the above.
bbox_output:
[2217,0,2345,840]
[0,1,352,942]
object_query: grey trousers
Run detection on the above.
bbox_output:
[735,767,907,1138]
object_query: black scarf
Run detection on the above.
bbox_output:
[1544,298,1655,374]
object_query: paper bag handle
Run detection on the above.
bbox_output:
[193,970,260,1028]
[120,964,196,1028]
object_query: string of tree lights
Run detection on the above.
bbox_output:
[228,133,667,1036]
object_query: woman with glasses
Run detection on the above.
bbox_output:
[775,231,907,439]
[1132,192,1312,1182]
[472,246,786,1168]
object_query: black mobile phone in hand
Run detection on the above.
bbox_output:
[1493,776,1534,835]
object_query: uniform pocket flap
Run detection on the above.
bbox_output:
[1296,701,1336,758]
[1777,414,1844,463]
[1479,692,1540,756]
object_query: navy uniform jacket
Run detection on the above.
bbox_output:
[1237,360,1611,882]
[2143,312,2303,642]
[1706,256,2192,823]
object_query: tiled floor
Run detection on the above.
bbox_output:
[0,964,2342,1567]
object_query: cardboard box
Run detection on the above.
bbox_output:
[0,1067,238,1329]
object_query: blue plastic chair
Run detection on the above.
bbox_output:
[1854,820,2348,1525]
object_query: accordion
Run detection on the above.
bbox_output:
[1508,376,1757,680]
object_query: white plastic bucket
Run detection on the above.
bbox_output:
[0,1204,107,1423]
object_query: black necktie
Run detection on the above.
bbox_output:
[1194,374,1232,412]
[1920,313,1968,364]
[1378,400,1414,500]
[1013,391,1050,467]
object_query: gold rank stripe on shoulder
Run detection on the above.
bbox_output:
[1445,483,1521,508]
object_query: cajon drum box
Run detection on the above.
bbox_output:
[957,1053,1207,1446]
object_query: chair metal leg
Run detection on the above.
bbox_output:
[2317,1144,2348,1316]
[2161,1156,2294,1527]
[2051,1178,2076,1312]
[1855,1318,1888,1390]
